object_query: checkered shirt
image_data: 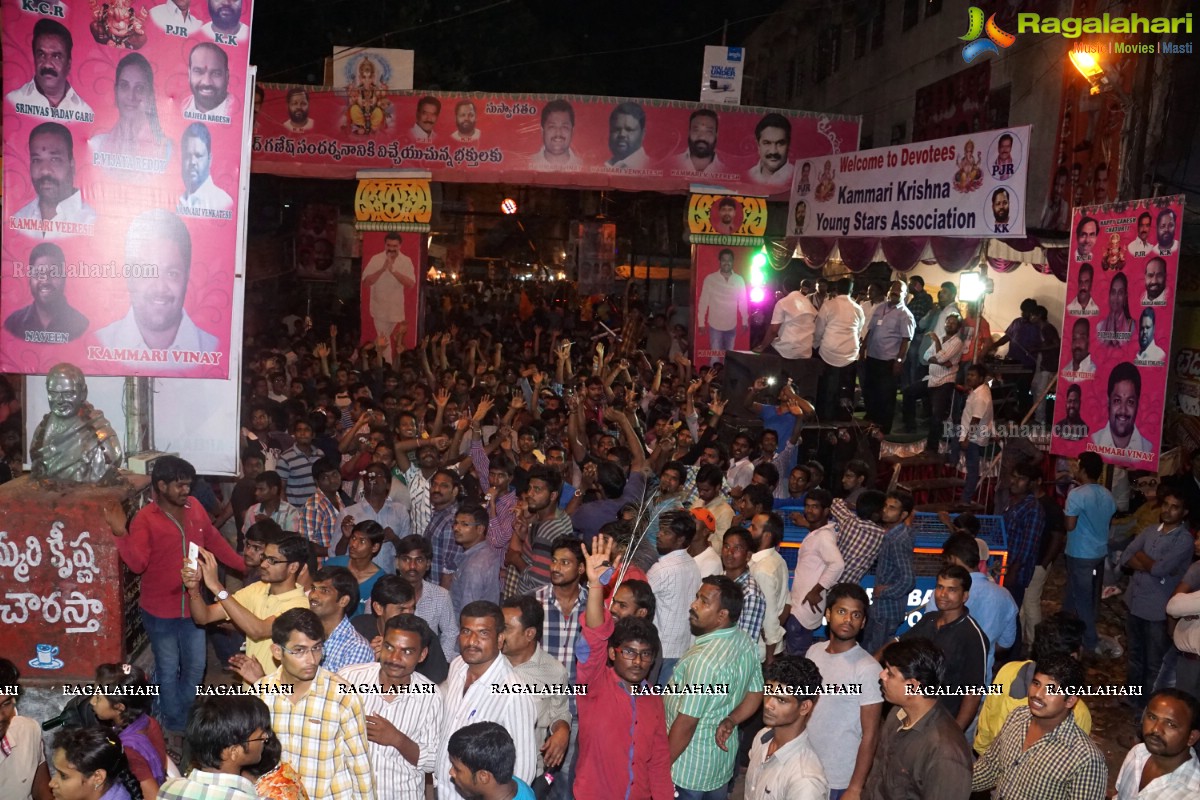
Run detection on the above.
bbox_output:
[300,490,342,555]
[829,498,887,584]
[322,615,376,673]
[729,570,767,657]
[972,706,1107,799]
[534,583,587,674]
[1003,493,1045,588]
[425,504,460,580]
[258,667,374,800]
[157,771,259,800]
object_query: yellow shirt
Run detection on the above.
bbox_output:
[975,659,1092,753]
[227,582,310,674]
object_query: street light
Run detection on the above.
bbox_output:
[500,197,518,215]
[1068,50,1129,102]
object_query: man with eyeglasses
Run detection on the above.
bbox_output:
[184,535,310,676]
[339,615,443,799]
[257,608,374,800]
[158,695,269,800]
[574,536,674,799]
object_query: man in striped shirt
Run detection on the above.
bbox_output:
[511,465,573,595]
[435,601,538,800]
[666,576,764,799]
[258,608,374,800]
[338,615,442,800]
[277,418,324,507]
[720,527,767,661]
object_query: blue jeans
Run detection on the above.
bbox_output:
[658,658,680,686]
[949,439,984,503]
[707,328,736,353]
[784,616,816,657]
[1063,556,1104,651]
[142,611,207,732]
[1126,614,1168,706]
[675,786,729,800]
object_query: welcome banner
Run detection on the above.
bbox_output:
[787,126,1031,238]
[1,0,255,378]
[251,86,860,195]
[1051,196,1184,470]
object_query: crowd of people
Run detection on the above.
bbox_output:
[4,275,1200,800]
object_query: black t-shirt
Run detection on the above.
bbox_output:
[1037,494,1066,563]
[901,610,990,717]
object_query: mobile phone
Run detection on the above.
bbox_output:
[187,542,200,571]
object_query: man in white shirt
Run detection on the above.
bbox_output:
[411,96,440,142]
[178,122,233,214]
[955,363,994,504]
[1090,362,1153,457]
[7,19,94,123]
[183,42,232,120]
[362,232,416,364]
[450,100,480,143]
[1127,212,1154,258]
[11,122,97,239]
[201,0,249,44]
[1066,264,1100,315]
[1062,318,1097,379]
[435,601,537,799]
[529,99,581,170]
[339,616,442,800]
[1114,689,1200,800]
[813,279,865,418]
[0,660,51,800]
[674,109,726,174]
[1154,209,1180,256]
[648,510,703,684]
[697,249,748,355]
[606,102,649,169]
[786,489,844,657]
[95,210,221,361]
[745,656,829,800]
[151,0,205,36]
[1136,308,1166,364]
[915,314,964,452]
[757,278,817,361]
[745,113,794,188]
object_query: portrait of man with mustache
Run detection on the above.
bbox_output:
[6,19,95,122]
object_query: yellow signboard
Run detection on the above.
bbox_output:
[687,193,767,238]
[354,179,433,226]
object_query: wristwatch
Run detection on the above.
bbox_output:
[216,589,230,601]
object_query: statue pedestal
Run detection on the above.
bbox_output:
[0,474,150,684]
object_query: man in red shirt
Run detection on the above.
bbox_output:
[574,534,673,799]
[106,455,243,749]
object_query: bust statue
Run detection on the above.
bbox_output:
[31,363,124,485]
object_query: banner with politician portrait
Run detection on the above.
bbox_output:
[359,231,423,362]
[1051,196,1184,470]
[787,126,1031,238]
[251,86,860,197]
[692,244,756,368]
[1,0,255,379]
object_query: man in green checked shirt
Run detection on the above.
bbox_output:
[665,575,764,799]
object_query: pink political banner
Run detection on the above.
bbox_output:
[251,86,860,195]
[693,244,756,368]
[359,231,423,363]
[1,0,255,379]
[1052,196,1184,470]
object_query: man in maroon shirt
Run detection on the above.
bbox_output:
[574,534,674,800]
[105,455,243,747]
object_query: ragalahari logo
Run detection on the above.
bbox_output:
[960,7,1016,63]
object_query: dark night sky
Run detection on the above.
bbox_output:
[251,0,786,100]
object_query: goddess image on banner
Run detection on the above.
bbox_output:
[693,244,755,367]
[1051,196,1184,470]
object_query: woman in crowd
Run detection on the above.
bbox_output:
[89,664,167,800]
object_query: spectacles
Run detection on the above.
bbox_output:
[281,644,324,658]
[617,647,655,662]
[260,556,285,566]
[243,733,272,745]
